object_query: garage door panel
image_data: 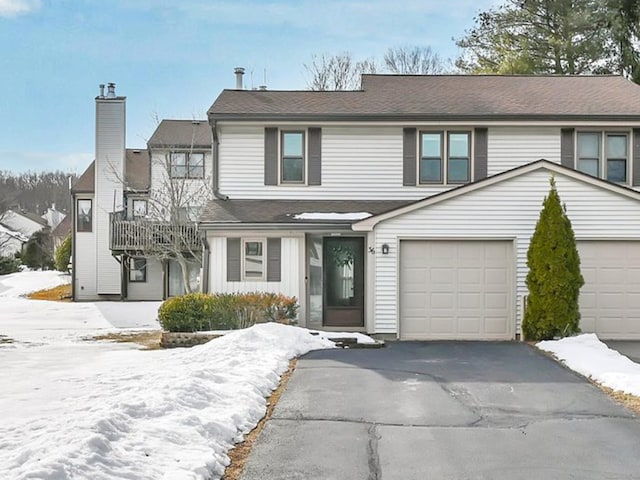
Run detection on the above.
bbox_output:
[578,241,640,339]
[400,240,513,340]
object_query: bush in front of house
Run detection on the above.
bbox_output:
[54,233,71,272]
[157,292,299,332]
[522,176,584,341]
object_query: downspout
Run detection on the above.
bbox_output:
[201,231,210,293]
[71,190,76,301]
[210,120,228,201]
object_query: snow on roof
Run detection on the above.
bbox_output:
[0,223,29,243]
[292,212,372,221]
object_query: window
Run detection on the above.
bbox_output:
[132,199,147,219]
[77,199,92,232]
[420,131,471,184]
[281,131,305,183]
[577,132,629,183]
[243,239,265,280]
[170,152,205,179]
[129,258,146,282]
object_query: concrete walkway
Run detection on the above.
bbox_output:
[242,342,640,480]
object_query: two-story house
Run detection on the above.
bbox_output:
[73,74,640,341]
[71,83,210,301]
[199,73,640,341]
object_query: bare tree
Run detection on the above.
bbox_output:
[110,122,211,294]
[304,52,377,91]
[384,46,448,74]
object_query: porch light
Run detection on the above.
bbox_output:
[382,244,390,255]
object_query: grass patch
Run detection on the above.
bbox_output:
[28,284,72,301]
[600,386,640,415]
[223,359,297,480]
[91,330,162,350]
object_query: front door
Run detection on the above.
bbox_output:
[323,237,365,327]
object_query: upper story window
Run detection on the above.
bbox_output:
[132,199,147,219]
[420,131,471,184]
[170,152,204,179]
[577,131,629,183]
[77,199,92,232]
[281,131,305,183]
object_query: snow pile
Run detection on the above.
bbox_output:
[538,334,640,397]
[0,269,70,297]
[312,330,379,345]
[293,212,372,221]
[0,323,335,479]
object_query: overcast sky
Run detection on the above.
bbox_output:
[0,0,496,174]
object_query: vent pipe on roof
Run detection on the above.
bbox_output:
[106,83,116,98]
[99,84,105,98]
[234,67,245,90]
[258,85,267,91]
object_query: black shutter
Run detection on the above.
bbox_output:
[403,128,417,186]
[267,238,281,282]
[308,128,322,185]
[264,127,278,185]
[473,128,488,181]
[633,129,640,186]
[227,238,241,281]
[561,128,575,168]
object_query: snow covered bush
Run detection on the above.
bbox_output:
[158,292,299,332]
[523,176,584,341]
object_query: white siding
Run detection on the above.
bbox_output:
[95,99,125,295]
[127,257,164,301]
[208,235,301,298]
[75,195,97,300]
[373,169,640,335]
[218,125,449,200]
[148,151,213,218]
[218,125,567,200]
[487,127,561,176]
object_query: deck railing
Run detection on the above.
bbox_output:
[110,212,200,252]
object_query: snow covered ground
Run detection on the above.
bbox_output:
[0,270,352,479]
[538,334,640,397]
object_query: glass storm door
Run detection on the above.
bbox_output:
[323,237,365,327]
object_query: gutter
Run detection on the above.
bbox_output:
[198,222,355,231]
[200,230,210,293]
[210,120,228,201]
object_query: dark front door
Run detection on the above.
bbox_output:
[323,237,365,327]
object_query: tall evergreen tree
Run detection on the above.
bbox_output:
[523,177,584,340]
[456,0,640,82]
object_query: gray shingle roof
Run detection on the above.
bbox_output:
[147,120,211,148]
[208,74,640,121]
[199,199,412,225]
[72,149,151,194]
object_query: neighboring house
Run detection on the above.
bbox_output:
[74,73,640,341]
[42,204,66,231]
[0,223,29,257]
[1,209,47,238]
[51,214,71,251]
[71,83,210,301]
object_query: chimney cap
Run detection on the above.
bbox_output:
[234,67,245,74]
[106,82,116,98]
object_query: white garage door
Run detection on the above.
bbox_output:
[578,241,640,339]
[399,240,513,340]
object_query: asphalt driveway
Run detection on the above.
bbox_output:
[241,342,640,480]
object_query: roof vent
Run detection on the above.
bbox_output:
[258,85,267,91]
[106,82,116,98]
[234,67,245,90]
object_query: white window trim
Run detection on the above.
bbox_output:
[576,129,631,184]
[170,151,206,179]
[242,238,266,281]
[418,129,473,185]
[278,129,307,186]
